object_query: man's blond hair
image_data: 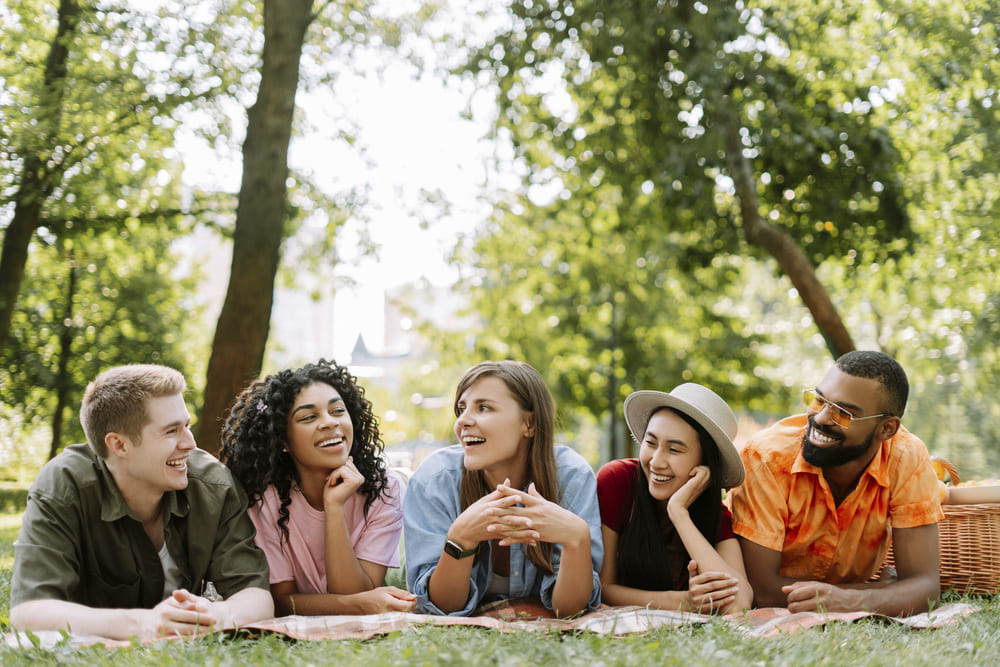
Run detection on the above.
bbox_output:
[80,365,186,458]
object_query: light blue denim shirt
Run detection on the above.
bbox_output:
[403,444,603,616]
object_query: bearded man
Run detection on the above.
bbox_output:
[729,350,942,615]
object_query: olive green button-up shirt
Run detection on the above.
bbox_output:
[11,444,269,609]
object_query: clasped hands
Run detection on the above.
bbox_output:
[142,588,233,638]
[450,479,587,550]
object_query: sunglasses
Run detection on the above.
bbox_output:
[802,389,891,429]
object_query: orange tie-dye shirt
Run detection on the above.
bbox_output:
[730,414,943,583]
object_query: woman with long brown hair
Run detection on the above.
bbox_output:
[403,361,602,616]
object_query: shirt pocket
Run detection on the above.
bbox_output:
[83,570,143,608]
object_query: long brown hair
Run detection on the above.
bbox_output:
[456,361,558,575]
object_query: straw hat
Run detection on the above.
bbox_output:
[623,383,745,488]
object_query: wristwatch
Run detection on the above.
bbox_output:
[444,538,479,559]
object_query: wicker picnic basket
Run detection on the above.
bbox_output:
[934,502,1000,593]
[880,459,1000,594]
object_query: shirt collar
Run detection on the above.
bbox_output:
[96,455,189,522]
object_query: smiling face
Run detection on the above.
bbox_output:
[116,393,196,501]
[638,408,703,503]
[286,382,354,478]
[454,375,533,485]
[801,367,889,468]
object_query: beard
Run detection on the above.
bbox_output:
[801,417,878,468]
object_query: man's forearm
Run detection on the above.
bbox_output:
[751,573,800,608]
[10,599,145,639]
[833,574,939,615]
[217,587,274,628]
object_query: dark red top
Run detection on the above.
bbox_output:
[596,458,734,541]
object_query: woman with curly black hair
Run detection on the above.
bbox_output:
[220,358,415,615]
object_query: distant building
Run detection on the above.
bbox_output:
[348,332,408,391]
[348,277,472,388]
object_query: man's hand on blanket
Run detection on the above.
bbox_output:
[686,560,740,615]
[782,581,858,613]
[140,589,224,638]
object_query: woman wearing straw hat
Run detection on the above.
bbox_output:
[597,383,752,614]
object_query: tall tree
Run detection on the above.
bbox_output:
[0,0,81,356]
[462,0,914,361]
[0,0,254,357]
[781,1,1000,475]
[1,221,205,459]
[195,0,422,453]
[197,0,315,453]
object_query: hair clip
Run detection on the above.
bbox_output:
[256,399,268,413]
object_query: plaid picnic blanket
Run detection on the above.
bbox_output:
[2,599,981,649]
[245,598,980,640]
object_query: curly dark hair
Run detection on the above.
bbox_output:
[220,358,389,543]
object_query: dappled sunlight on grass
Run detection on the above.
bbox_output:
[0,513,22,532]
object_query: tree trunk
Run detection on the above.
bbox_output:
[0,0,80,357]
[607,298,621,460]
[196,0,315,455]
[49,254,76,461]
[720,114,856,359]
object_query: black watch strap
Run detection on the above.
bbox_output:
[444,538,479,559]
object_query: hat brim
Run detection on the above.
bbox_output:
[624,390,745,488]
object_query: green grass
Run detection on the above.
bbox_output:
[1,511,999,665]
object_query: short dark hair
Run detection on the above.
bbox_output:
[80,365,186,458]
[835,350,909,417]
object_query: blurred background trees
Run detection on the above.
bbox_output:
[2,0,999,478]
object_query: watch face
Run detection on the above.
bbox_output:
[444,540,462,559]
[445,539,476,559]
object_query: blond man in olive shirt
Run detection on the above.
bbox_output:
[10,365,272,639]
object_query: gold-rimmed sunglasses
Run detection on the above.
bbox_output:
[802,389,891,429]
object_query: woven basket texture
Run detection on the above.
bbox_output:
[880,503,1000,594]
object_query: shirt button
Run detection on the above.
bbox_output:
[514,572,519,577]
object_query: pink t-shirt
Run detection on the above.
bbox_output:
[249,472,404,593]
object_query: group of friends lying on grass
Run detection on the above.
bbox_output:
[9,351,947,640]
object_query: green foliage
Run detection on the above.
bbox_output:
[0,0,256,216]
[0,0,258,469]
[438,0,1000,470]
[759,0,1000,475]
[451,191,774,429]
[464,0,912,265]
[0,222,209,470]
[0,486,28,514]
